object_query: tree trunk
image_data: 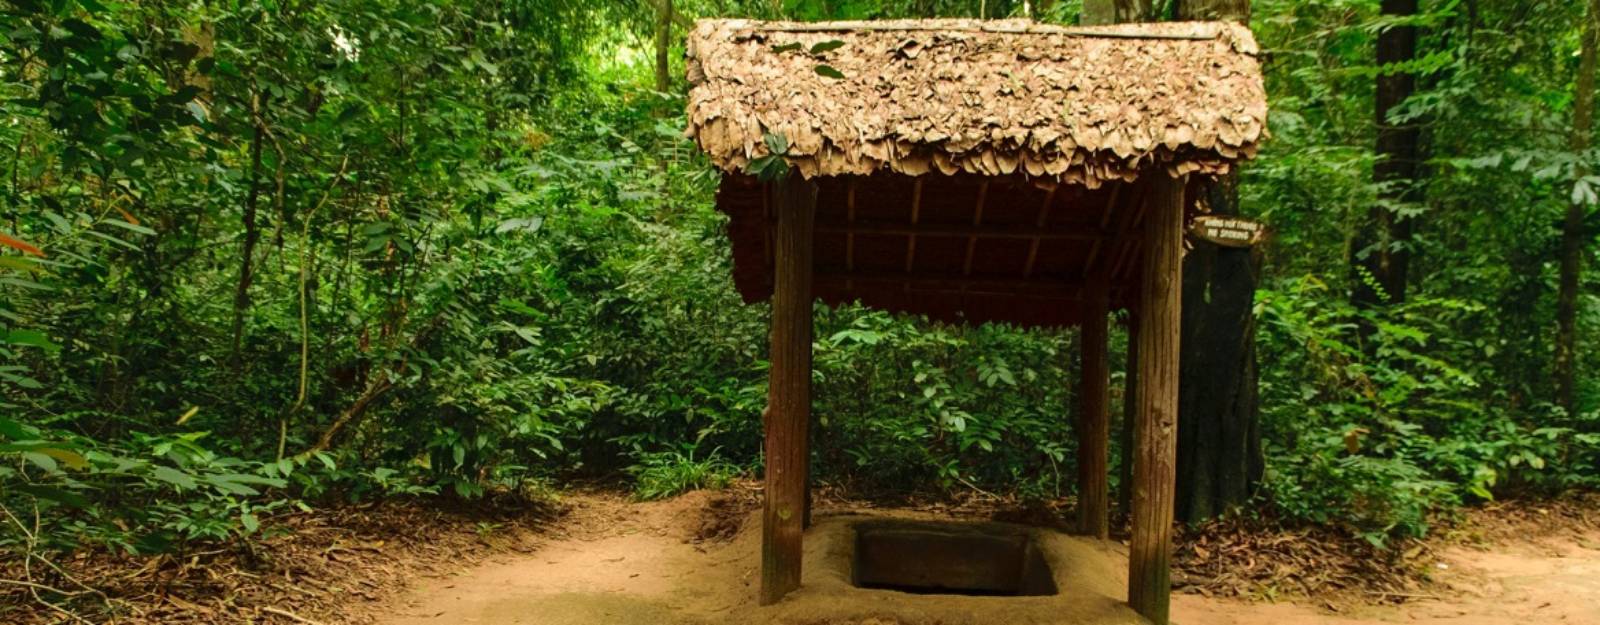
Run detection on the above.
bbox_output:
[1170,0,1260,526]
[1081,0,1153,24]
[1176,178,1264,523]
[231,92,266,361]
[1557,0,1600,414]
[655,0,672,94]
[1354,0,1422,309]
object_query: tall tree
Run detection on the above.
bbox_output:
[1172,0,1262,524]
[1353,0,1423,309]
[1556,0,1600,414]
[1081,0,1151,24]
[656,0,673,94]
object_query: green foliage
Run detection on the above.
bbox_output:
[1255,277,1600,542]
[627,445,740,501]
[2,0,1599,583]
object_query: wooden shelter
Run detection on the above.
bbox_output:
[684,18,1267,625]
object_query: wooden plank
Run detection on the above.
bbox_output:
[1118,312,1139,520]
[1080,183,1125,278]
[761,181,773,273]
[819,284,1086,301]
[814,221,1104,240]
[1106,188,1153,282]
[1076,280,1110,540]
[761,172,816,606]
[1022,187,1059,278]
[962,182,991,277]
[816,271,1080,294]
[904,179,924,277]
[845,180,857,290]
[1128,174,1185,625]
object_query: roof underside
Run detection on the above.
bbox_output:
[686,19,1267,187]
[719,173,1200,327]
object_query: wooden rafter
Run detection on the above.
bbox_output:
[961,182,991,277]
[903,179,925,290]
[817,270,1080,294]
[761,181,773,272]
[814,221,1105,240]
[1098,181,1153,282]
[1080,182,1125,278]
[1021,186,1060,278]
[846,180,857,290]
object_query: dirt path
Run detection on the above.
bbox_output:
[366,492,1600,625]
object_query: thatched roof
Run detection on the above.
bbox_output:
[686,19,1266,187]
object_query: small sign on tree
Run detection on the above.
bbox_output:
[1188,215,1267,248]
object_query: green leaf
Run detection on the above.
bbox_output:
[4,329,59,351]
[37,447,88,470]
[0,417,33,440]
[809,40,845,54]
[22,451,57,472]
[240,512,260,534]
[762,132,788,155]
[100,218,155,236]
[814,64,845,79]
[150,465,198,490]
[770,42,803,53]
[15,485,88,508]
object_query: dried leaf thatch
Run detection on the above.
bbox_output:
[686,19,1267,187]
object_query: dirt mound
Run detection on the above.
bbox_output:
[692,490,759,544]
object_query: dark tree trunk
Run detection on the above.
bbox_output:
[1081,0,1153,24]
[231,92,266,361]
[1556,0,1600,414]
[1173,0,1261,525]
[655,0,672,94]
[1354,0,1422,309]
[1175,177,1264,523]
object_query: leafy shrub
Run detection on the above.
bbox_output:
[626,445,739,500]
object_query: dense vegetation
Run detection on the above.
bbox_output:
[4,0,1600,604]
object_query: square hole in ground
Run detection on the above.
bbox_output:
[851,520,1058,597]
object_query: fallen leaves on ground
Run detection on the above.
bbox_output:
[1,496,561,625]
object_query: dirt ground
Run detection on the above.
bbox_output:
[362,491,1600,625]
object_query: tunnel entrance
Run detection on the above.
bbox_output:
[850,521,1058,597]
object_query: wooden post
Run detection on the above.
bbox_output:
[1118,313,1138,519]
[1128,174,1184,625]
[761,172,817,605]
[1076,281,1111,539]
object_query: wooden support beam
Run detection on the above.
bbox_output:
[1076,280,1111,539]
[903,179,925,279]
[814,221,1104,240]
[1106,187,1153,282]
[761,181,773,272]
[761,172,816,606]
[845,180,857,290]
[1022,187,1060,278]
[962,182,991,277]
[1128,174,1185,625]
[816,271,1080,295]
[1081,183,1125,278]
[1118,311,1140,519]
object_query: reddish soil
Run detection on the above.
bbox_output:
[363,492,1600,625]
